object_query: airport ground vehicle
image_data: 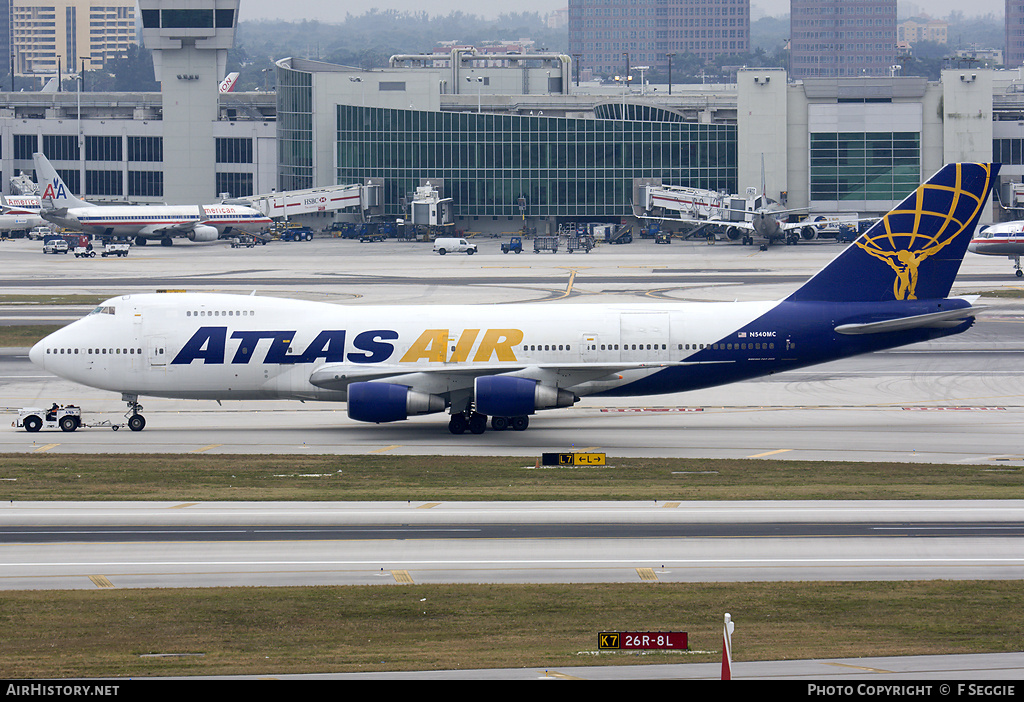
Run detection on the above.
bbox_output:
[28,226,54,240]
[74,247,96,258]
[433,237,477,255]
[101,243,130,257]
[14,405,128,432]
[566,234,595,253]
[279,226,315,242]
[501,237,523,254]
[42,238,69,254]
[230,235,255,248]
[533,235,559,253]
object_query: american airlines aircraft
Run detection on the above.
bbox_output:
[968,220,1024,277]
[30,163,998,435]
[32,153,273,246]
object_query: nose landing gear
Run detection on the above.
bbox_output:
[123,394,146,432]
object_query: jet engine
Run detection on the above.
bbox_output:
[725,226,742,241]
[801,226,816,241]
[187,225,220,242]
[346,382,445,423]
[474,376,577,417]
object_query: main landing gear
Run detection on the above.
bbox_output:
[123,394,146,432]
[447,411,529,435]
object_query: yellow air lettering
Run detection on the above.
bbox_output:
[448,329,480,363]
[473,329,523,362]
[400,329,448,363]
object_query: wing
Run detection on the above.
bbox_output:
[308,361,686,396]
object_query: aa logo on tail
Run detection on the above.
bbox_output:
[855,163,995,300]
[41,180,67,202]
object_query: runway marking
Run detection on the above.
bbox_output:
[821,662,895,674]
[190,444,222,453]
[169,503,198,509]
[391,570,414,584]
[88,575,114,589]
[636,567,658,581]
[747,449,792,458]
[662,502,681,508]
[539,670,585,680]
[369,445,401,454]
[33,444,59,453]
[417,502,441,509]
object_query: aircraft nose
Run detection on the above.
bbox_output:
[29,337,47,368]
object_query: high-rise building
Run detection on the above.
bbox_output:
[790,0,896,79]
[568,0,750,77]
[1008,0,1024,69]
[11,0,136,78]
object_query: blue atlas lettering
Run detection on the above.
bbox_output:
[171,326,227,364]
[347,330,398,364]
[172,327,396,365]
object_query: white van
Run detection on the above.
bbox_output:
[433,237,477,255]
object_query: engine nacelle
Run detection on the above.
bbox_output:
[474,376,577,417]
[187,225,220,242]
[725,226,742,241]
[346,382,445,423]
[801,226,816,241]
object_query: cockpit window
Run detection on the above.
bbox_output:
[89,306,116,316]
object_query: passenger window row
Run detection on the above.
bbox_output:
[46,347,143,355]
[187,310,255,317]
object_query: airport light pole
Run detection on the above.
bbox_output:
[466,75,483,113]
[666,52,675,95]
[635,65,649,96]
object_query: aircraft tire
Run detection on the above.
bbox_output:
[468,413,487,434]
[1017,270,1022,278]
[128,414,146,432]
[511,415,529,431]
[490,416,509,431]
[448,413,467,435]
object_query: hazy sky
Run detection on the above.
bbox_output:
[237,0,1005,23]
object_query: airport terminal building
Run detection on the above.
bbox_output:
[277,51,1019,233]
[0,45,1023,232]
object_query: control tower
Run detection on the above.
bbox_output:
[139,0,238,204]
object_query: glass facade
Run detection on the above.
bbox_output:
[809,131,920,202]
[277,67,313,191]
[336,105,737,219]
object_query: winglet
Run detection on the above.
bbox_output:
[788,163,999,302]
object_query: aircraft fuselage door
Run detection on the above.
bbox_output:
[148,336,167,366]
[620,313,670,362]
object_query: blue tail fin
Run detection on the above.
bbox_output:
[788,163,999,302]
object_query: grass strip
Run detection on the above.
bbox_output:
[0,453,1020,501]
[1,581,1022,678]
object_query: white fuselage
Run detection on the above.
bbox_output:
[47,204,272,239]
[969,221,1024,256]
[30,292,778,402]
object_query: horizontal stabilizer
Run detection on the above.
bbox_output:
[834,306,984,335]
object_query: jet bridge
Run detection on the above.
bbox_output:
[236,181,382,220]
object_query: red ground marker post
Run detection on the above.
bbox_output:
[722,613,734,680]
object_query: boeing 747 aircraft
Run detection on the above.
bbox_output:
[32,153,272,246]
[30,163,998,435]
